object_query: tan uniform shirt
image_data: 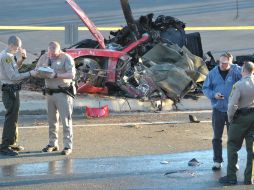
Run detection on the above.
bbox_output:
[0,49,30,84]
[36,52,76,88]
[227,74,254,121]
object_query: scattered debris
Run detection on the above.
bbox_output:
[164,169,197,177]
[188,158,201,167]
[189,114,200,123]
[85,105,109,118]
[160,160,170,164]
[155,129,165,133]
[121,124,139,128]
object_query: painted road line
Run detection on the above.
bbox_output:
[0,26,120,31]
[0,26,254,31]
[0,110,212,120]
[111,110,212,116]
[0,26,65,31]
[19,120,212,129]
[185,26,254,31]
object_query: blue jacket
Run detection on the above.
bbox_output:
[202,64,242,112]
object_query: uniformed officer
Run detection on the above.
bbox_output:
[0,35,36,156]
[35,41,76,155]
[219,61,254,185]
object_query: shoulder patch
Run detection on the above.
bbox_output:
[1,56,13,64]
[230,84,237,97]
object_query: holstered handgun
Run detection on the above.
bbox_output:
[233,110,240,120]
[232,107,254,121]
[58,85,75,98]
[2,83,21,92]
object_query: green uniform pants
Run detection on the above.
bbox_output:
[227,112,254,182]
[1,90,20,149]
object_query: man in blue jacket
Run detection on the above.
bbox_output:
[202,52,242,171]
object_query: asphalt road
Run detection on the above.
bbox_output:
[0,149,249,190]
[0,112,251,190]
[0,1,253,189]
[0,110,212,128]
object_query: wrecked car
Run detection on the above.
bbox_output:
[64,0,208,103]
[22,0,209,106]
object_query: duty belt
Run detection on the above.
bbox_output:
[1,83,22,92]
[238,107,254,115]
[42,85,75,98]
[233,107,254,120]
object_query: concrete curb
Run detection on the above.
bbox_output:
[176,96,212,111]
[0,91,176,116]
[0,91,212,116]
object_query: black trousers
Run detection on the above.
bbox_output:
[1,90,20,149]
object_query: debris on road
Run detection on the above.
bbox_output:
[188,158,201,167]
[189,114,200,123]
[160,160,170,164]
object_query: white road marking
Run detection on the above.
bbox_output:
[19,120,212,129]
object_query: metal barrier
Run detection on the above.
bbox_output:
[65,23,79,45]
